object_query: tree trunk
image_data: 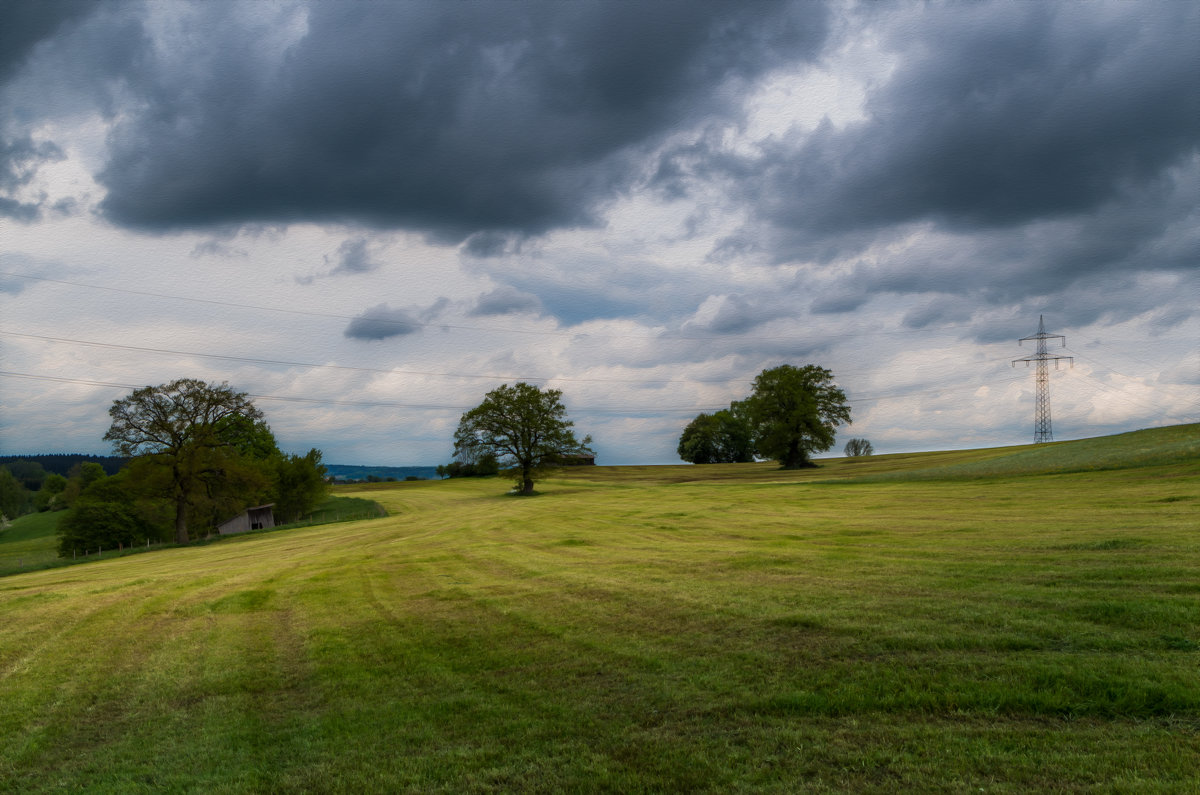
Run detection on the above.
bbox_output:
[174,492,189,544]
[521,463,535,495]
[780,440,811,470]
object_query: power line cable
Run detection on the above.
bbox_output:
[1062,346,1200,416]
[0,368,1032,415]
[0,331,751,387]
[0,370,724,414]
[1069,338,1193,376]
[2,269,999,344]
[1062,369,1200,422]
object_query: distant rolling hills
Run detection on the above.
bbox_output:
[324,464,441,481]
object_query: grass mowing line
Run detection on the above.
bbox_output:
[0,425,1198,790]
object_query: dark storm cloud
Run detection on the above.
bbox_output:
[343,304,421,341]
[673,1,1200,333]
[90,0,828,236]
[1,2,144,222]
[469,286,542,317]
[745,2,1199,261]
[0,0,96,84]
[696,0,1200,312]
[0,136,64,221]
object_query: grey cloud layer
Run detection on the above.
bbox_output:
[53,0,826,237]
[4,1,1195,346]
[328,238,379,277]
[469,286,542,317]
[0,0,96,83]
[692,2,1198,327]
[745,4,1199,265]
[343,304,421,341]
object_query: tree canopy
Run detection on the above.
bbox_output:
[453,382,593,495]
[677,407,755,464]
[741,364,852,469]
[56,466,160,555]
[100,378,326,544]
[843,438,874,457]
[0,467,28,520]
[105,379,265,543]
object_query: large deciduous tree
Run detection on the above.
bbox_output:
[453,382,593,495]
[742,365,851,469]
[677,407,755,464]
[104,379,265,543]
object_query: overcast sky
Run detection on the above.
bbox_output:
[2,0,1197,466]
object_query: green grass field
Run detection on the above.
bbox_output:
[0,512,65,577]
[0,495,386,577]
[1,425,1198,791]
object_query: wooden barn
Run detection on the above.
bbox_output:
[217,504,276,536]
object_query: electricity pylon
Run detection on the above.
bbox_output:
[1013,315,1072,443]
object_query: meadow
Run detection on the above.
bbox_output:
[1,425,1197,792]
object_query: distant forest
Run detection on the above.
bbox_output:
[0,454,128,477]
[0,457,439,483]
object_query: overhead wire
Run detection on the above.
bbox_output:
[3,269,992,344]
[0,331,751,387]
[1061,345,1200,419]
[0,368,1033,416]
[6,271,1194,425]
[1061,371,1200,424]
[0,371,722,414]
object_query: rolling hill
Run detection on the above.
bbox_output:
[1,424,1197,790]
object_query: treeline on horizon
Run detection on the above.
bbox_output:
[0,454,128,479]
[2,455,131,519]
[1,455,128,521]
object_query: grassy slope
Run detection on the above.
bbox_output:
[0,511,64,576]
[0,426,1197,791]
[0,496,385,577]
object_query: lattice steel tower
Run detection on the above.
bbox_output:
[1013,316,1073,443]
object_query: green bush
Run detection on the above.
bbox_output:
[57,502,155,555]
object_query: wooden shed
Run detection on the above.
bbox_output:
[217,504,276,536]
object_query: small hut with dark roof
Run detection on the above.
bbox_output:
[217,504,276,536]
